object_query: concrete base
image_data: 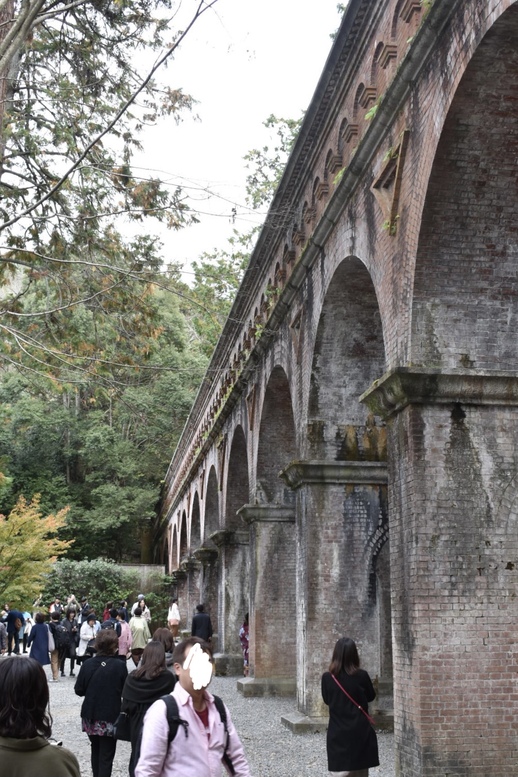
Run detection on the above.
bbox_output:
[373,679,394,731]
[281,712,329,733]
[372,708,394,731]
[281,708,394,734]
[213,652,243,676]
[237,677,296,697]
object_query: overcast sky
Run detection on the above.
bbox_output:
[132,0,343,273]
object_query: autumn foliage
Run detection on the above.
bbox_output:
[0,495,72,605]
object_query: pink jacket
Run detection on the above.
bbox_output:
[135,682,251,777]
[117,619,132,658]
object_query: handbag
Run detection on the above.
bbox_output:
[85,638,97,657]
[47,625,55,652]
[113,710,131,741]
[331,673,376,726]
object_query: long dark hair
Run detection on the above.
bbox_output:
[329,637,360,676]
[132,641,167,680]
[0,657,52,738]
[152,628,174,654]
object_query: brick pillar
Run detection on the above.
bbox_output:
[236,504,296,696]
[193,546,219,649]
[363,369,518,777]
[211,529,249,675]
[280,460,388,730]
[179,557,200,632]
[174,569,188,630]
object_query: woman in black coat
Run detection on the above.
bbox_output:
[121,640,176,777]
[60,608,79,677]
[74,629,127,777]
[321,637,379,776]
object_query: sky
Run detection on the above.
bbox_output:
[131,0,344,274]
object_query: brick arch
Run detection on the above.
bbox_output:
[224,425,249,530]
[168,523,176,572]
[311,176,320,207]
[170,522,179,570]
[308,256,385,459]
[371,40,384,82]
[323,149,333,182]
[204,465,219,539]
[256,365,297,504]
[191,490,201,549]
[179,510,188,560]
[353,83,365,119]
[338,117,348,154]
[412,5,518,370]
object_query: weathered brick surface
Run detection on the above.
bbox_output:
[390,402,518,775]
[247,514,296,680]
[161,1,518,774]
[295,480,389,717]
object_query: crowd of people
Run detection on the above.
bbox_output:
[1,594,380,777]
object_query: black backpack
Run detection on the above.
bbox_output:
[100,619,121,636]
[52,622,70,649]
[135,694,235,775]
[162,694,235,775]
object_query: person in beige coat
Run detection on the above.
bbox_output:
[128,607,151,664]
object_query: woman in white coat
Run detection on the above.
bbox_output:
[76,613,99,663]
[167,598,181,641]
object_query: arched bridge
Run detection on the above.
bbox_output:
[162,1,518,774]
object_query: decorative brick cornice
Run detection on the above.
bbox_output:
[378,43,398,69]
[193,546,218,565]
[400,0,422,23]
[343,122,359,143]
[209,529,249,547]
[180,555,199,573]
[209,530,234,547]
[360,368,518,420]
[357,85,377,108]
[279,460,388,489]
[315,180,330,200]
[237,504,295,524]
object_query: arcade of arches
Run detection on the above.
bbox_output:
[162,2,518,775]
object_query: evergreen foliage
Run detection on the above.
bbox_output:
[41,558,138,615]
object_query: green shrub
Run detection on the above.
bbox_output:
[41,559,138,616]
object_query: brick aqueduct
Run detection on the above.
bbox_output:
[161,1,518,774]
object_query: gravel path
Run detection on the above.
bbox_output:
[46,665,395,776]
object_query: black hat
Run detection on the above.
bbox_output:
[86,613,96,623]
[80,597,87,603]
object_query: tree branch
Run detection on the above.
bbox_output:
[0,0,219,233]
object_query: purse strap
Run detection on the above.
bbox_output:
[331,673,376,726]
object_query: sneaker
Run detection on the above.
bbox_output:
[60,672,65,677]
[70,672,75,677]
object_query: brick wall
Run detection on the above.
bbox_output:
[413,6,518,370]
[390,402,518,775]
[162,2,518,774]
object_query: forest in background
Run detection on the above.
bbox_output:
[0,2,303,609]
[0,111,299,568]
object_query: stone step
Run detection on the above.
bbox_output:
[237,677,296,697]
